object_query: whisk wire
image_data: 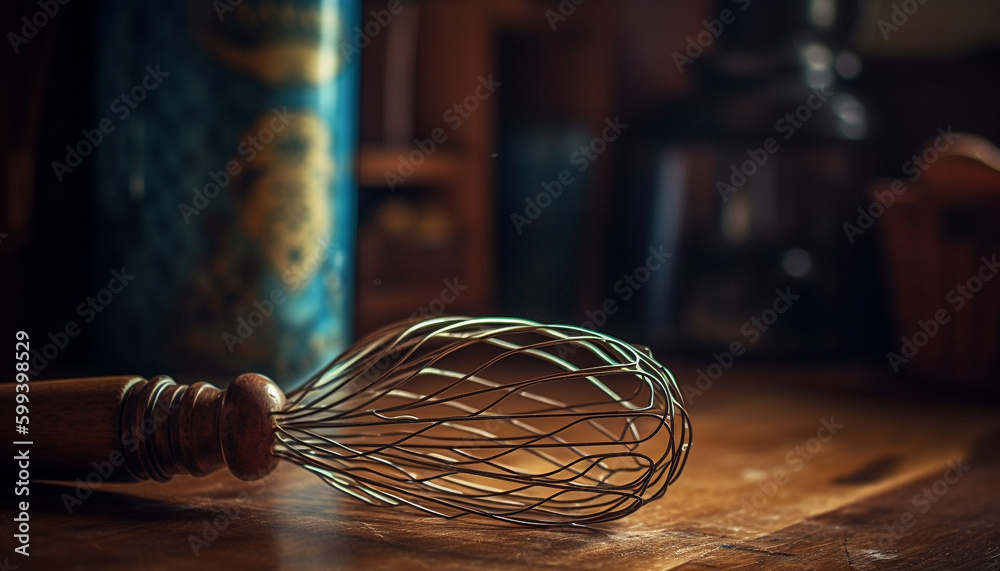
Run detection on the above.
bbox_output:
[274,316,692,526]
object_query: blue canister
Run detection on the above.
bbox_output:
[93,0,359,388]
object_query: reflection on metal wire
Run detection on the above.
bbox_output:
[275,316,692,526]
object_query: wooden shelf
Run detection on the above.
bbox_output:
[357,145,464,188]
[354,0,511,336]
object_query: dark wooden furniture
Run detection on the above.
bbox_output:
[6,365,998,569]
[352,0,624,333]
[354,0,536,334]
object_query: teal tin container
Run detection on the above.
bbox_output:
[93,0,359,388]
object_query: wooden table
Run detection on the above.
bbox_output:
[5,365,999,570]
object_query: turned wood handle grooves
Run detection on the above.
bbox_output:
[0,373,285,483]
[119,376,226,482]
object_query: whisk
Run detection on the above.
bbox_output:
[3,316,691,526]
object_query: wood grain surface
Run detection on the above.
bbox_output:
[3,365,998,570]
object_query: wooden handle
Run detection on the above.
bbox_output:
[0,373,285,482]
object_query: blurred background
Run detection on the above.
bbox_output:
[2,0,999,389]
